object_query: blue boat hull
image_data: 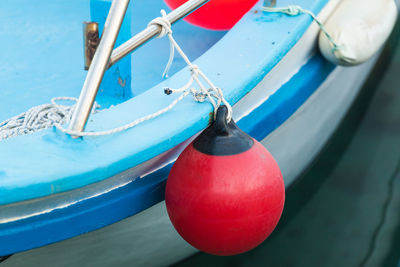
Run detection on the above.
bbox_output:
[0,0,390,265]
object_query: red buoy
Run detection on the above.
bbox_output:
[165,106,285,256]
[163,0,258,30]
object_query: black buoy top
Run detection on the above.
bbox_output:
[193,106,254,156]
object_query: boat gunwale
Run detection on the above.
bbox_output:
[0,0,331,205]
[0,0,349,251]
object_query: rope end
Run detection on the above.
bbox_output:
[164,87,173,95]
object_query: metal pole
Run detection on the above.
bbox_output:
[109,0,209,67]
[69,0,209,134]
[69,0,130,134]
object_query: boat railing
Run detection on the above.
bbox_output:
[68,0,209,136]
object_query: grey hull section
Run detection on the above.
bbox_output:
[266,58,378,187]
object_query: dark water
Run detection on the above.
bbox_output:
[174,23,400,267]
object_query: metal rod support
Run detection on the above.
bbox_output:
[109,0,209,67]
[69,0,209,134]
[69,0,130,134]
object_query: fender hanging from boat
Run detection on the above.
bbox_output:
[318,0,398,66]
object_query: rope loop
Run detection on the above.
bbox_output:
[153,8,233,123]
[148,10,172,38]
[149,10,176,78]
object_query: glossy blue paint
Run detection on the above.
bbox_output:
[0,0,226,204]
[0,166,170,256]
[0,0,90,122]
[0,54,336,255]
[0,0,330,206]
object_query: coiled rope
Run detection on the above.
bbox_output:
[0,10,232,140]
[0,97,99,140]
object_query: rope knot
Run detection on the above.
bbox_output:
[262,5,303,16]
[189,64,200,75]
[148,10,172,38]
[192,92,207,103]
[284,5,303,16]
[190,88,210,103]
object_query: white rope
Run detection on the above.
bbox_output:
[0,97,98,140]
[262,5,343,53]
[55,91,190,136]
[152,10,233,122]
[149,11,175,78]
[0,10,232,140]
